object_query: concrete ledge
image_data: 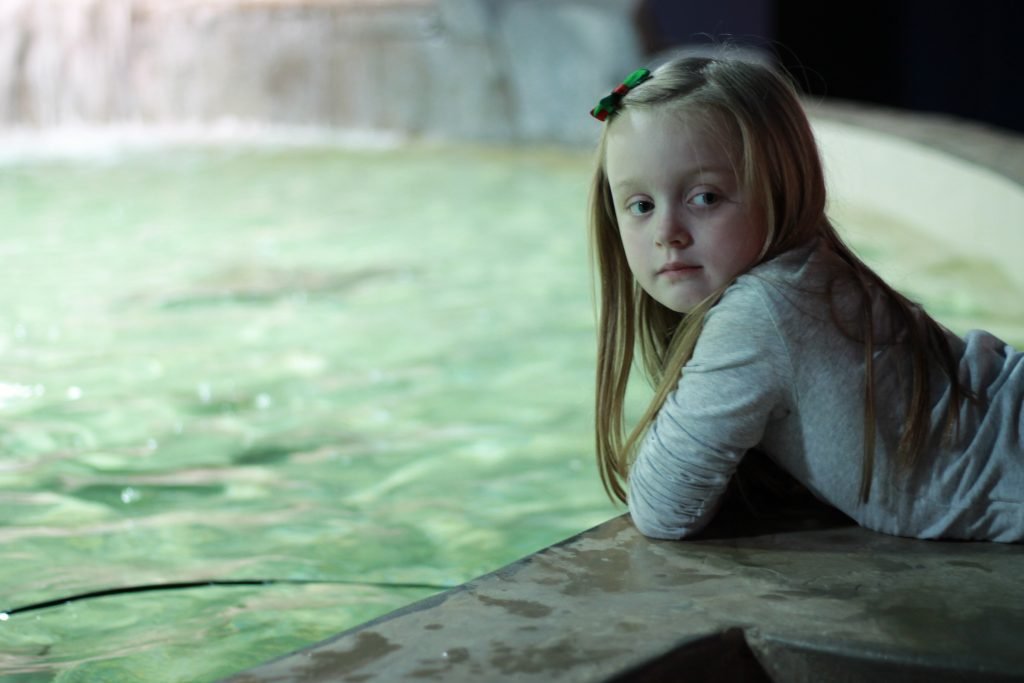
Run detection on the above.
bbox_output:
[226,511,1024,682]
[808,100,1024,186]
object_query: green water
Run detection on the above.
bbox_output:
[0,143,617,681]
[0,141,1020,682]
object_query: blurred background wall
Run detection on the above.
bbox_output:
[0,0,1020,143]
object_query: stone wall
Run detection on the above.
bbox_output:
[0,0,642,144]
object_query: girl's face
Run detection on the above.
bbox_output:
[604,108,767,313]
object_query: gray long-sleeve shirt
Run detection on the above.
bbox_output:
[628,241,1024,542]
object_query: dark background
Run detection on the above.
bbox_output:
[635,0,1024,134]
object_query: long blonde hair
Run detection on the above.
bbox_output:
[590,54,973,505]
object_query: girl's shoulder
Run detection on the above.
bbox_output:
[711,239,855,335]
[746,239,836,286]
[722,240,833,307]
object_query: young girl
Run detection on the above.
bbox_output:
[588,54,1023,543]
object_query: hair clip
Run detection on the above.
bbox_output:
[590,68,652,121]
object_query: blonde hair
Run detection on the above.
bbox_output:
[590,54,973,505]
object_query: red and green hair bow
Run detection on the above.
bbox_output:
[590,68,653,122]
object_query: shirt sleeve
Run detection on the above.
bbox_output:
[628,281,791,539]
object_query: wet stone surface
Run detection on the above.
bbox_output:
[225,512,1024,682]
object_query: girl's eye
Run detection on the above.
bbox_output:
[690,192,721,207]
[691,192,720,207]
[626,199,654,216]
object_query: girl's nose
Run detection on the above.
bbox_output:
[654,209,692,248]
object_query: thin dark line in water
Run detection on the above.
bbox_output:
[0,579,457,619]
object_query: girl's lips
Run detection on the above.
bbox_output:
[658,262,701,276]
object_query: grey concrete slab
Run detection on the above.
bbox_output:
[226,509,1024,682]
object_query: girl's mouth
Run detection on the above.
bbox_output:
[658,262,701,278]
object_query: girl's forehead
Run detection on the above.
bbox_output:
[611,104,728,137]
[604,108,740,180]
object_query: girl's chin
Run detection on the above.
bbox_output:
[638,283,704,314]
[654,295,698,314]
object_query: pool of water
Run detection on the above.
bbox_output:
[0,136,1020,682]
[0,140,619,681]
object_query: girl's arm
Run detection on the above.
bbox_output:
[628,284,791,539]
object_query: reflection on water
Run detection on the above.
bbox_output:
[0,140,1020,681]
